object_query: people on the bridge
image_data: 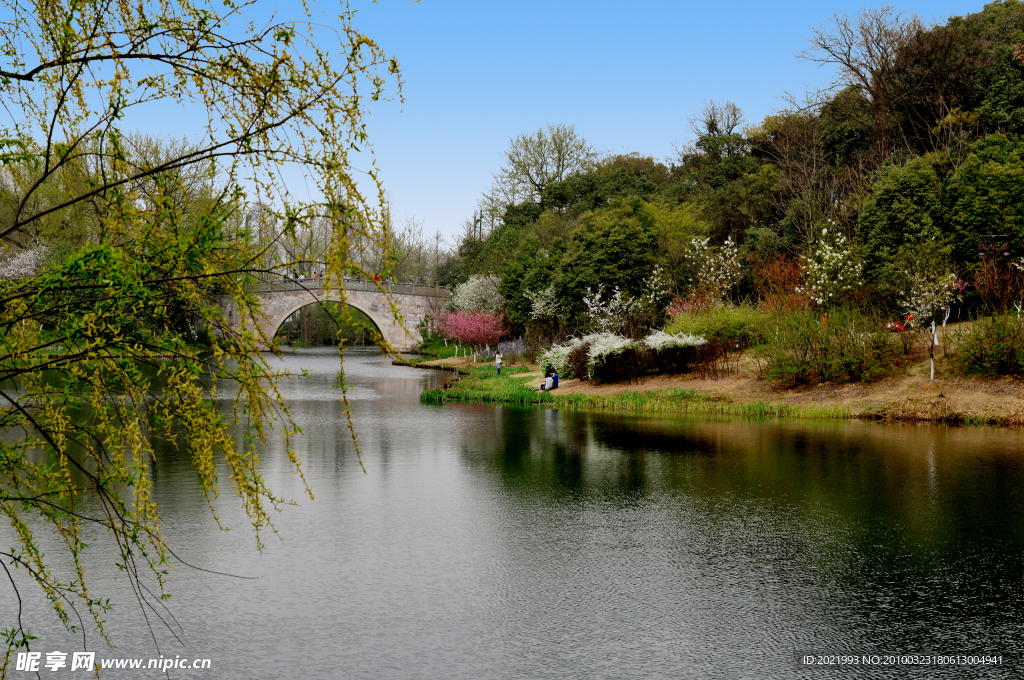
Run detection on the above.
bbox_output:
[299,272,305,281]
[495,351,503,376]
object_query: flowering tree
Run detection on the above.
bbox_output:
[900,271,963,324]
[894,241,964,380]
[797,228,862,306]
[449,274,505,313]
[582,266,673,337]
[525,285,560,321]
[443,311,505,348]
[683,237,741,301]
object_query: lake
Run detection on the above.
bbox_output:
[4,347,1023,678]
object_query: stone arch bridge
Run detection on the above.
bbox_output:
[219,280,448,352]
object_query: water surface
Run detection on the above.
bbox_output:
[4,347,1024,678]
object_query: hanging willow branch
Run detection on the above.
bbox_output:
[0,0,406,668]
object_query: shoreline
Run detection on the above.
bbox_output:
[413,355,1024,427]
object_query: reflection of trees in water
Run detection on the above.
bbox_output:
[460,408,1024,558]
[275,302,377,346]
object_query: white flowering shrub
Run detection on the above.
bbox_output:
[643,330,706,351]
[539,329,705,381]
[683,237,741,300]
[0,247,44,281]
[538,334,596,377]
[449,274,505,313]
[585,332,637,371]
[797,228,862,306]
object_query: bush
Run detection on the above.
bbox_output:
[755,308,906,385]
[538,330,705,382]
[667,304,768,348]
[950,315,1024,376]
[643,330,704,375]
[565,340,592,379]
[590,345,652,383]
[538,342,574,377]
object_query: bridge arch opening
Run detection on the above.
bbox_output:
[272,299,385,347]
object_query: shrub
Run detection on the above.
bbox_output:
[564,340,592,379]
[950,315,1024,376]
[538,342,574,377]
[643,330,705,375]
[590,345,652,383]
[539,330,705,383]
[586,332,638,377]
[643,330,706,351]
[667,304,767,348]
[756,308,905,385]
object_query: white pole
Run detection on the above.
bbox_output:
[930,320,937,381]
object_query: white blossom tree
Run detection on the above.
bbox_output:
[797,228,862,306]
[449,274,505,314]
[683,237,741,301]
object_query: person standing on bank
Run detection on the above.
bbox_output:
[495,351,503,376]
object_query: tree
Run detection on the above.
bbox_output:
[688,99,745,139]
[554,198,657,323]
[799,5,924,156]
[858,158,944,284]
[448,274,505,314]
[0,0,401,663]
[671,101,765,243]
[489,123,597,210]
[441,311,505,349]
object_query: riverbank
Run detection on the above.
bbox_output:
[415,353,1024,426]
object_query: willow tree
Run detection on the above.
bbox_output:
[0,0,403,664]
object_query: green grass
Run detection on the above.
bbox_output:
[421,366,851,420]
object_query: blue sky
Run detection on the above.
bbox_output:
[127,0,989,239]
[346,0,987,240]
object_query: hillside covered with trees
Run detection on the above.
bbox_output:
[439,1,1024,345]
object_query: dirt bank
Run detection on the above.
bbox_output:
[416,354,1024,424]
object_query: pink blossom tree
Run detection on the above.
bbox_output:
[443,311,505,349]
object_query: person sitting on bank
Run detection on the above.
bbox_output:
[540,370,557,392]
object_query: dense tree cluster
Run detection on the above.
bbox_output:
[441,1,1024,339]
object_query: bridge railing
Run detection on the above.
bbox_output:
[249,279,449,297]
